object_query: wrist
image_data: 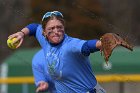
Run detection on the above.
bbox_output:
[20,31,25,37]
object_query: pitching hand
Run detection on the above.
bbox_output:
[8,31,24,48]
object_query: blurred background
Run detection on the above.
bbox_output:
[0,0,140,93]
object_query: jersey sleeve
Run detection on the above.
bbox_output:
[32,50,56,92]
[35,25,47,49]
[25,23,39,36]
[32,50,48,86]
[81,39,100,56]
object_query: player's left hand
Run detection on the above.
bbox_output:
[100,33,133,64]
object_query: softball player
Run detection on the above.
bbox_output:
[9,11,106,93]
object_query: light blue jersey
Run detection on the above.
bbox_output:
[32,49,56,93]
[32,25,97,93]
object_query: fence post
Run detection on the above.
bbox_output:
[22,83,28,93]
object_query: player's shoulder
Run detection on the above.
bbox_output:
[63,35,86,50]
[36,24,42,30]
[67,36,86,45]
[65,35,81,42]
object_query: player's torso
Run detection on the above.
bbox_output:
[43,37,97,93]
[35,28,97,92]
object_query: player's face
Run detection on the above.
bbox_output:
[44,19,65,44]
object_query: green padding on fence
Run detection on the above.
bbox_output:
[4,48,40,76]
[5,48,40,65]
[3,48,40,93]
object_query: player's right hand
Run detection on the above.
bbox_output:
[36,81,49,93]
[8,31,24,48]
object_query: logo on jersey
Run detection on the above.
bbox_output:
[46,52,62,80]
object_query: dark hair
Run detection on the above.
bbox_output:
[41,15,65,30]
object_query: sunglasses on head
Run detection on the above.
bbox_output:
[42,11,63,21]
